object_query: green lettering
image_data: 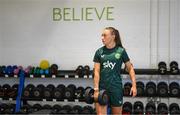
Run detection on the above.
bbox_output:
[81,8,84,20]
[95,7,105,20]
[64,8,71,21]
[86,7,93,21]
[53,6,114,21]
[72,8,80,21]
[107,7,114,20]
[53,8,61,21]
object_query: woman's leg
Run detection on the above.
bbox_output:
[111,106,122,115]
[95,102,107,115]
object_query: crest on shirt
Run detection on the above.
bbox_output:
[115,53,121,59]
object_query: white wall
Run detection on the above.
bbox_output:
[0,28,2,63]
[0,13,2,63]
[150,0,180,68]
[0,0,179,70]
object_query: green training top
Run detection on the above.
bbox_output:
[93,45,130,90]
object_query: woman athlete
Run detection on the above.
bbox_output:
[93,27,137,115]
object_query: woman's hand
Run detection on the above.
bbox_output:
[130,85,137,97]
[94,90,99,101]
[125,61,137,97]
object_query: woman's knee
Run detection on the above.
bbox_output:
[95,103,107,115]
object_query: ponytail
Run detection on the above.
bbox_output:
[105,27,124,48]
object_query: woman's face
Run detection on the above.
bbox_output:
[101,29,115,46]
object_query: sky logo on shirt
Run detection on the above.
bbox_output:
[103,60,116,69]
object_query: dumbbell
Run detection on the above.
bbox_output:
[84,87,108,105]
[75,86,85,99]
[53,84,65,100]
[157,82,168,97]
[136,81,145,97]
[5,66,11,76]
[75,65,84,77]
[0,85,1,94]
[44,69,49,76]
[2,84,11,98]
[133,101,144,114]
[32,84,45,99]
[0,66,6,76]
[32,67,37,76]
[84,65,90,76]
[158,61,167,74]
[10,65,16,76]
[169,103,180,114]
[123,82,132,96]
[122,102,132,115]
[145,81,156,97]
[5,65,14,76]
[64,84,76,100]
[35,67,42,77]
[20,104,32,114]
[0,103,15,114]
[42,104,52,110]
[13,66,23,76]
[24,66,32,76]
[5,103,15,114]
[43,84,55,99]
[145,102,156,114]
[69,105,83,114]
[0,85,4,97]
[2,103,14,114]
[50,64,58,75]
[58,105,72,114]
[81,105,94,114]
[170,61,179,74]
[0,66,2,76]
[0,103,8,114]
[0,103,14,114]
[157,103,168,114]
[23,84,35,98]
[39,69,44,75]
[1,66,6,75]
[8,84,18,98]
[29,67,35,75]
[169,82,179,97]
[12,65,18,75]
[33,67,40,77]
[10,65,18,76]
[51,104,62,114]
[32,104,42,112]
[39,68,49,76]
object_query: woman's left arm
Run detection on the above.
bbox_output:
[125,61,137,97]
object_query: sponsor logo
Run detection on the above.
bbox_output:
[101,55,105,58]
[103,60,116,69]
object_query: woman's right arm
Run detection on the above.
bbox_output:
[93,62,100,91]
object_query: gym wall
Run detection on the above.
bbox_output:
[0,0,180,69]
